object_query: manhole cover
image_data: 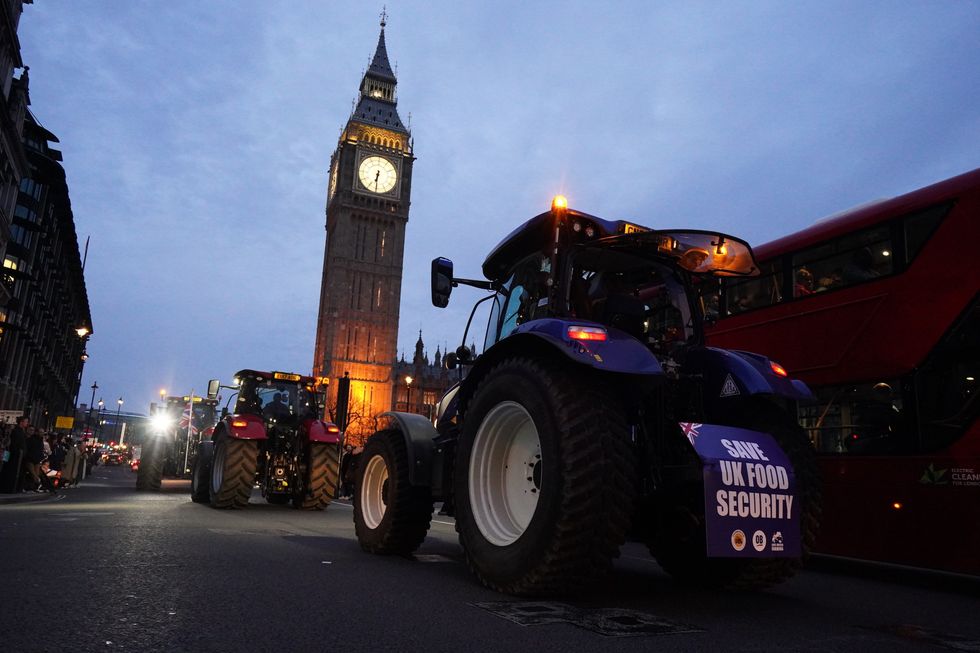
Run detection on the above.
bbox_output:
[472,601,703,637]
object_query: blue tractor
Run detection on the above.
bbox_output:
[353,196,821,595]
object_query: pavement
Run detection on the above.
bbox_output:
[1,465,978,652]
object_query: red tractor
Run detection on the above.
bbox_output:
[192,370,342,509]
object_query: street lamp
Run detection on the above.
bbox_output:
[115,397,123,442]
[405,375,413,413]
[87,381,98,433]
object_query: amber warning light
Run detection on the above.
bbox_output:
[551,194,568,211]
[568,326,607,342]
[769,361,788,377]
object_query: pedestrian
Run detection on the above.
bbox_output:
[0,416,28,493]
[62,439,81,487]
[23,423,45,492]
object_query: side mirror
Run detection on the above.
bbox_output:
[444,352,458,370]
[431,257,454,308]
[456,345,473,365]
[207,379,220,400]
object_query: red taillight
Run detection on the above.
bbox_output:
[769,361,788,377]
[567,326,607,342]
[326,425,340,434]
[231,420,248,428]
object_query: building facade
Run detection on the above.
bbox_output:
[391,332,455,421]
[0,0,31,308]
[0,1,92,428]
[313,17,414,440]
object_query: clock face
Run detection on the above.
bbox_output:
[358,155,398,194]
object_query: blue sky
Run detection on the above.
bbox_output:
[18,1,980,414]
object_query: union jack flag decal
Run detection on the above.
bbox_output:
[179,402,198,436]
[679,422,702,446]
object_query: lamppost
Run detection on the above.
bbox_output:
[87,381,98,432]
[115,397,123,442]
[404,375,413,413]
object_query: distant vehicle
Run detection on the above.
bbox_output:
[707,168,980,575]
[101,451,127,466]
[137,394,218,491]
[193,370,342,510]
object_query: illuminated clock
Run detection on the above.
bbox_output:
[358,155,397,194]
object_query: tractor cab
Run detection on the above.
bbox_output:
[233,370,320,425]
[436,195,760,363]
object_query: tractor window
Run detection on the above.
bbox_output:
[489,254,550,344]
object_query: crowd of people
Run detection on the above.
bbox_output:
[0,416,95,495]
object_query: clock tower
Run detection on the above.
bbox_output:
[313,15,414,440]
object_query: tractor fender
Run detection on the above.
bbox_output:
[513,319,663,375]
[454,325,663,421]
[221,414,267,440]
[684,347,813,412]
[305,419,342,444]
[376,411,438,487]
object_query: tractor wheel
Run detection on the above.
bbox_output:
[190,441,212,504]
[136,438,164,491]
[209,437,257,509]
[650,404,822,589]
[292,442,340,510]
[354,429,433,554]
[454,357,635,596]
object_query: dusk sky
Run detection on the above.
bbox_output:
[18,2,980,415]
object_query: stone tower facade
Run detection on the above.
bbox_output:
[313,17,414,440]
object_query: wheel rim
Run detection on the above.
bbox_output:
[469,401,541,546]
[211,440,225,495]
[360,454,389,529]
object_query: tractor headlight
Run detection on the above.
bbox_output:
[150,413,173,433]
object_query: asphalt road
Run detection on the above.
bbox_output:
[0,465,977,653]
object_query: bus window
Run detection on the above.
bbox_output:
[723,261,782,315]
[790,225,894,294]
[915,298,979,452]
[904,202,952,264]
[798,380,909,455]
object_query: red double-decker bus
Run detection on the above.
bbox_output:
[706,168,980,575]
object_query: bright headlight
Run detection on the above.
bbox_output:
[151,413,174,432]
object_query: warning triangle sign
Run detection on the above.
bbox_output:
[720,374,740,397]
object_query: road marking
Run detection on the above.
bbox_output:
[473,602,703,637]
[414,554,454,563]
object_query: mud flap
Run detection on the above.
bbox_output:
[679,422,800,558]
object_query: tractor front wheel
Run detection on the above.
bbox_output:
[136,438,164,491]
[190,441,212,504]
[353,429,433,554]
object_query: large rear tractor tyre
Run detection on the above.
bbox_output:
[651,405,822,590]
[136,438,164,491]
[209,437,258,509]
[354,429,433,554]
[292,443,341,510]
[191,441,213,504]
[454,358,636,596]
